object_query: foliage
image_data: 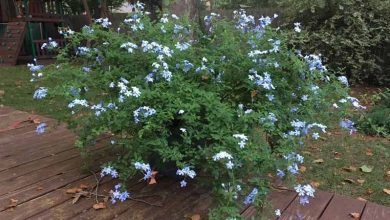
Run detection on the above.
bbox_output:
[358,88,390,137]
[278,0,390,85]
[31,4,360,218]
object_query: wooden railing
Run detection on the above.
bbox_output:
[29,0,61,18]
[33,38,64,58]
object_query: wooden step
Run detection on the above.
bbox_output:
[0,22,27,66]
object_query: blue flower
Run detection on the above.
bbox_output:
[133,106,157,123]
[244,188,258,205]
[287,163,299,175]
[276,169,285,178]
[101,166,119,178]
[340,119,356,135]
[36,123,47,135]
[33,87,48,99]
[180,180,187,187]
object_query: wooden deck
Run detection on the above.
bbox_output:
[0,106,389,220]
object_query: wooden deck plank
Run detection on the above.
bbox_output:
[30,178,141,220]
[242,190,298,220]
[114,179,197,220]
[0,143,110,196]
[319,194,366,220]
[0,106,15,115]
[279,191,333,220]
[0,175,103,220]
[0,137,108,182]
[71,179,173,220]
[0,118,60,142]
[361,202,390,220]
[0,135,76,172]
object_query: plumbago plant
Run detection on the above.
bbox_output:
[30,3,364,219]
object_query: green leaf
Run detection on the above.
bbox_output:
[360,165,374,173]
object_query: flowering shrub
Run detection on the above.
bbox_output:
[30,3,363,218]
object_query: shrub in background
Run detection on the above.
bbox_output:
[278,0,390,85]
[31,3,362,218]
[358,88,390,137]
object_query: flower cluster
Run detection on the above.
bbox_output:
[176,166,196,187]
[294,184,315,205]
[101,165,119,178]
[111,184,130,204]
[95,17,112,28]
[232,134,248,149]
[134,162,153,181]
[133,106,156,123]
[41,37,58,50]
[33,87,48,100]
[36,123,46,135]
[213,151,234,169]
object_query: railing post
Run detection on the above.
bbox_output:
[24,0,37,60]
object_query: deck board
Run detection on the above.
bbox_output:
[0,107,389,219]
[361,202,390,220]
[319,194,366,220]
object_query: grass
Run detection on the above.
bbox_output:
[0,66,67,119]
[298,125,390,206]
[1,66,389,206]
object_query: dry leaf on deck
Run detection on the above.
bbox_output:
[66,187,82,194]
[149,171,158,185]
[191,214,201,220]
[349,212,360,219]
[36,187,43,191]
[93,202,106,210]
[384,188,390,195]
[79,183,89,190]
[8,199,18,208]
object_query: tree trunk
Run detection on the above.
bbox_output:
[100,0,108,17]
[81,0,92,25]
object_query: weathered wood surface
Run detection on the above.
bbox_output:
[0,106,389,220]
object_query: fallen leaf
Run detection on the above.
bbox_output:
[342,166,357,172]
[299,165,306,173]
[313,159,324,164]
[357,179,365,185]
[367,188,374,195]
[8,199,18,208]
[384,188,390,195]
[334,151,342,159]
[343,178,355,184]
[191,214,201,220]
[349,212,360,219]
[0,90,4,97]
[251,90,257,98]
[149,171,158,185]
[357,197,367,202]
[360,165,374,173]
[93,202,106,210]
[387,171,390,177]
[36,187,43,191]
[66,188,82,194]
[311,181,320,188]
[79,184,89,190]
[365,149,373,156]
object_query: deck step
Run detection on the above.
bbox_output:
[0,22,27,66]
